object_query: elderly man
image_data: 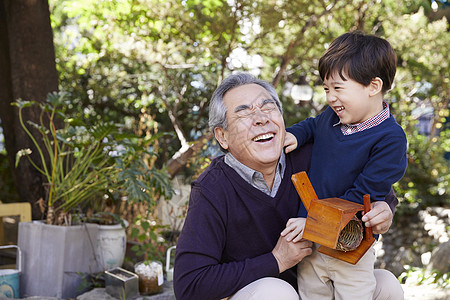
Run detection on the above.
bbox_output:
[173,73,402,300]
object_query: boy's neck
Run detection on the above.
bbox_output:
[372,100,385,118]
[350,99,385,126]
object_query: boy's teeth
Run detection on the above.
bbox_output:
[336,106,344,112]
[253,133,274,142]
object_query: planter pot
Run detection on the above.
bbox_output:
[96,221,128,271]
[18,220,127,299]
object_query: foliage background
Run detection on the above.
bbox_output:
[43,0,449,211]
[0,0,448,286]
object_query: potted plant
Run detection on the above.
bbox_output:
[13,92,173,298]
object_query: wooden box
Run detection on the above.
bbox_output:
[292,172,375,264]
[303,197,363,249]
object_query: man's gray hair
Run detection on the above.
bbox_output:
[208,72,282,133]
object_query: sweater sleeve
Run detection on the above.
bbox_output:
[286,116,318,149]
[385,188,399,214]
[173,185,280,300]
[342,134,408,204]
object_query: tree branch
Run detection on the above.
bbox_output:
[272,1,338,87]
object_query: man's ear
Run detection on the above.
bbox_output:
[369,77,383,96]
[214,127,229,150]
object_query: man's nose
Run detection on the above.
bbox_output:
[253,110,269,125]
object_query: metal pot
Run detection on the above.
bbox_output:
[0,245,21,299]
[165,246,176,282]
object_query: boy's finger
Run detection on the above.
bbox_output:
[280,228,289,236]
[292,234,303,243]
[280,225,294,236]
[285,145,294,153]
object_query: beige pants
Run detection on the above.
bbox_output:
[296,243,402,300]
[228,271,403,300]
[229,277,298,300]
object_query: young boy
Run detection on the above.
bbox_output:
[282,31,407,299]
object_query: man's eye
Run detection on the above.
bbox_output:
[236,110,252,118]
[261,103,277,113]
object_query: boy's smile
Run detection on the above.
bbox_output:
[334,106,345,114]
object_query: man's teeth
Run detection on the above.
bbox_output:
[253,133,274,142]
[336,106,344,112]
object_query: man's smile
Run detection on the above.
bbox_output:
[252,132,275,142]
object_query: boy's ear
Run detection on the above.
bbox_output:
[214,127,229,150]
[369,77,383,96]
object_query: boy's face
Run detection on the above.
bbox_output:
[323,71,383,125]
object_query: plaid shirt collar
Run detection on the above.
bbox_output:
[333,101,390,135]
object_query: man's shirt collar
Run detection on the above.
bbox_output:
[224,151,286,197]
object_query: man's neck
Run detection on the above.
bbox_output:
[224,152,285,193]
[261,169,276,189]
[250,162,278,189]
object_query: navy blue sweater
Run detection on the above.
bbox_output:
[173,143,399,300]
[173,146,312,300]
[287,106,407,217]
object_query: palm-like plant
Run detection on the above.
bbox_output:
[14,92,172,225]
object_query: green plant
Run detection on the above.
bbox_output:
[14,92,173,225]
[399,266,450,289]
[129,214,168,262]
[76,272,105,292]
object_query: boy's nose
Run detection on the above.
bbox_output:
[327,94,337,103]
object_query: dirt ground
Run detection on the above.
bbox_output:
[2,215,449,300]
[402,284,449,300]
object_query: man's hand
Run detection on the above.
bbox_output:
[272,235,312,273]
[284,132,298,153]
[280,217,306,242]
[361,201,393,234]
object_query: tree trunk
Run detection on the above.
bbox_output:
[166,132,213,178]
[0,0,58,219]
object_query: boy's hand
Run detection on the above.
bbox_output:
[361,201,393,234]
[280,217,306,242]
[284,132,298,153]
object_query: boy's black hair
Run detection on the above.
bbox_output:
[318,31,397,94]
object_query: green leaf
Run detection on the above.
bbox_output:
[130,227,140,238]
[141,220,150,232]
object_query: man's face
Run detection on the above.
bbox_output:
[215,83,285,172]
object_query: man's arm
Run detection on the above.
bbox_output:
[174,187,308,300]
[272,236,312,273]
